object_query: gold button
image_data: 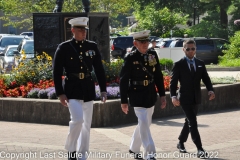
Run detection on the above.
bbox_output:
[71,57,73,59]
[145,76,148,78]
[137,68,139,69]
[145,63,147,65]
[80,52,82,54]
[81,66,83,69]
[75,41,78,43]
[91,57,92,58]
[80,45,82,47]
[81,60,82,62]
[134,88,136,90]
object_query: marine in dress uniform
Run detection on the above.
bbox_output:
[53,17,107,160]
[119,30,167,160]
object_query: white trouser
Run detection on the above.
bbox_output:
[64,99,93,160]
[130,106,156,160]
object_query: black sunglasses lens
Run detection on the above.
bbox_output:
[139,40,149,44]
[186,48,195,51]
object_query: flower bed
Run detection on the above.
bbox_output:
[0,52,172,99]
[0,51,238,100]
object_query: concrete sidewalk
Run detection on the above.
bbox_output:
[0,107,240,160]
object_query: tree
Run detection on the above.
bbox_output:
[200,0,231,29]
[0,0,131,30]
[133,3,188,37]
[129,0,206,21]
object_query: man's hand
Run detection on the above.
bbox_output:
[121,104,129,114]
[59,94,69,107]
[160,96,167,109]
[100,92,107,103]
[172,97,180,107]
[208,91,215,100]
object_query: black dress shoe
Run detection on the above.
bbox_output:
[68,151,77,160]
[129,150,144,159]
[197,149,209,159]
[177,142,187,153]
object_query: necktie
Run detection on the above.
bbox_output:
[190,60,195,76]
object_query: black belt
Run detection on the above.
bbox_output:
[68,73,91,79]
[131,80,153,86]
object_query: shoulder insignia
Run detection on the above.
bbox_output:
[60,40,72,46]
[130,50,136,56]
[85,40,97,44]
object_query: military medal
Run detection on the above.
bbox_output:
[148,54,157,66]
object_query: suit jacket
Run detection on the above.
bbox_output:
[170,57,213,105]
[53,38,106,101]
[119,49,165,108]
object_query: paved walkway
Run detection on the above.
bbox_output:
[0,107,240,160]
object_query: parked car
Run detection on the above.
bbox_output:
[0,45,19,73]
[20,32,34,39]
[111,36,133,58]
[14,39,34,67]
[148,38,163,48]
[0,35,29,53]
[158,39,176,48]
[169,37,230,64]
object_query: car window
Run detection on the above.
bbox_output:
[159,41,166,47]
[175,40,183,47]
[23,42,34,54]
[165,40,173,47]
[215,39,229,49]
[0,38,23,47]
[113,37,133,45]
[6,47,17,56]
[169,41,177,48]
[196,40,214,50]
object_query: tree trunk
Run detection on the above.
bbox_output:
[220,7,228,29]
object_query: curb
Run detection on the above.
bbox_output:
[206,67,240,71]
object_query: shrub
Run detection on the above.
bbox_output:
[159,58,173,73]
[219,31,240,66]
[92,59,123,85]
[9,51,53,86]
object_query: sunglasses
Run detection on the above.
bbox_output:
[138,40,149,44]
[185,48,196,51]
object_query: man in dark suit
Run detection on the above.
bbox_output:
[53,17,107,160]
[170,39,215,158]
[120,30,166,160]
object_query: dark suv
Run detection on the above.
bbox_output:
[169,38,229,64]
[111,36,133,58]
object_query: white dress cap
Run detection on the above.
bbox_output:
[130,30,151,41]
[69,17,89,28]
